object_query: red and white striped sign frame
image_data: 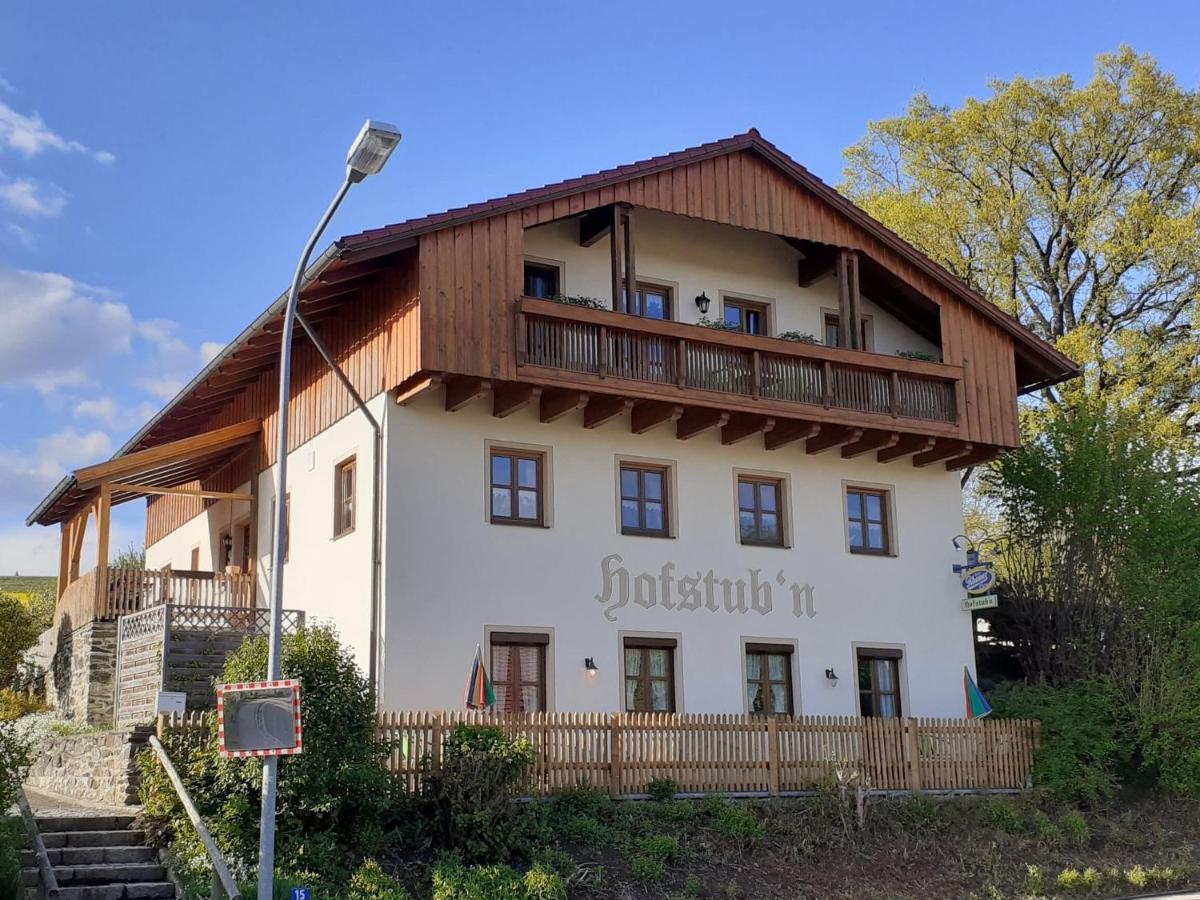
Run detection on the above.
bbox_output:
[216,679,303,759]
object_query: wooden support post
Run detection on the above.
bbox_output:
[906,717,922,793]
[610,713,623,799]
[57,522,70,601]
[846,250,863,349]
[622,205,636,316]
[95,485,111,619]
[767,716,781,798]
[248,468,260,577]
[610,206,623,311]
[836,250,853,348]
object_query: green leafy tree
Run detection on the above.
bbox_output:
[110,543,146,570]
[843,47,1200,439]
[0,594,43,689]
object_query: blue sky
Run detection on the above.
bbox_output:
[1,1,1198,574]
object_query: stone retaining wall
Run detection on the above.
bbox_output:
[25,727,153,807]
[47,620,118,725]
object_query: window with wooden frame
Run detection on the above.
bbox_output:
[845,486,891,555]
[823,313,872,350]
[623,638,676,712]
[857,648,902,718]
[745,643,794,715]
[523,261,560,299]
[723,298,769,335]
[490,448,544,526]
[490,632,548,713]
[619,463,670,537]
[737,475,784,547]
[333,456,356,537]
[619,282,672,320]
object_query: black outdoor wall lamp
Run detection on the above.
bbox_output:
[585,657,598,677]
[825,667,839,685]
[694,292,711,315]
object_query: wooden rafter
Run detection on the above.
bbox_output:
[580,206,613,247]
[444,376,491,412]
[806,426,862,454]
[721,415,774,446]
[631,401,682,434]
[540,389,588,423]
[107,483,254,503]
[913,440,972,468]
[584,395,632,429]
[676,408,729,440]
[493,383,541,418]
[877,435,935,463]
[74,420,260,490]
[764,420,819,450]
[946,446,1003,471]
[841,431,900,459]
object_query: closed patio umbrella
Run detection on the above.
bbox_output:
[465,643,496,710]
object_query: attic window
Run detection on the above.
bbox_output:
[524,262,560,299]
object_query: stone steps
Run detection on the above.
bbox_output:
[21,812,175,900]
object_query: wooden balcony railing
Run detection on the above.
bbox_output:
[518,298,960,426]
[55,566,256,631]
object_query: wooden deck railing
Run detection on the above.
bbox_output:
[56,566,256,630]
[519,298,961,426]
[165,710,1037,796]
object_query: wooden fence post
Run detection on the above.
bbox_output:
[609,713,623,799]
[767,716,780,797]
[431,713,444,773]
[905,717,922,793]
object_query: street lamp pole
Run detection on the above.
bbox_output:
[258,120,401,900]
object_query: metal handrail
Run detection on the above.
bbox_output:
[147,733,241,899]
[16,784,59,899]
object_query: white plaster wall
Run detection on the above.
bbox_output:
[144,396,383,674]
[523,211,941,358]
[380,391,975,717]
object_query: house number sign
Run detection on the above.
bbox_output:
[594,553,816,622]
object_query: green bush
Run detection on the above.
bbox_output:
[628,834,680,881]
[348,859,412,899]
[0,688,46,721]
[0,594,43,690]
[0,721,31,897]
[990,679,1130,803]
[715,806,766,842]
[139,625,398,886]
[422,725,534,862]
[646,777,679,802]
[431,853,565,900]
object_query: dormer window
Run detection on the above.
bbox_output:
[524,261,560,299]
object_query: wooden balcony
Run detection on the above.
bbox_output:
[516,298,963,439]
[56,566,256,631]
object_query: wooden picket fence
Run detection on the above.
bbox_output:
[161,710,1040,797]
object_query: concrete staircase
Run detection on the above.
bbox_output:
[21,813,174,899]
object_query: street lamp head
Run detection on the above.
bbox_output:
[346,120,402,183]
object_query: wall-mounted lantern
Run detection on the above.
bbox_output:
[222,532,234,562]
[824,667,839,686]
[694,292,711,315]
[584,657,598,677]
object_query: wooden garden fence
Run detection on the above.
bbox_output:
[163,710,1039,798]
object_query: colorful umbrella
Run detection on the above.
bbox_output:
[464,643,496,710]
[964,666,992,719]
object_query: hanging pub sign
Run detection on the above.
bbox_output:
[217,679,303,759]
[960,566,997,596]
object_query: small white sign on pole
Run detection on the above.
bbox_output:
[962,594,999,612]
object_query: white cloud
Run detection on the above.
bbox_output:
[74,395,117,424]
[0,266,134,394]
[136,376,185,400]
[5,223,35,248]
[0,175,67,216]
[74,395,157,429]
[0,100,114,163]
[200,341,225,363]
[0,427,111,512]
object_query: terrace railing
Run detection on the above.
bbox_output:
[55,566,256,631]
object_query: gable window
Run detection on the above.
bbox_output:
[620,463,670,537]
[333,456,356,537]
[823,313,872,351]
[846,486,891,555]
[745,643,793,715]
[623,638,676,712]
[490,632,548,713]
[857,648,902,718]
[738,475,784,547]
[490,448,544,526]
[523,261,560,299]
[619,282,672,320]
[723,298,769,335]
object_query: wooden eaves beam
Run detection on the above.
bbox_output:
[580,206,613,247]
[73,420,261,490]
[107,483,254,503]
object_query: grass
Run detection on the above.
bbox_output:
[0,575,55,605]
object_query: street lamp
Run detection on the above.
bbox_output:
[258,119,401,900]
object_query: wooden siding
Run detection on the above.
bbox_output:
[418,150,1020,448]
[146,255,419,546]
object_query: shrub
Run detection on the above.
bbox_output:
[629,834,680,880]
[990,679,1129,803]
[716,806,766,842]
[423,724,534,862]
[1059,810,1090,847]
[348,859,412,899]
[777,330,818,343]
[0,594,43,690]
[431,853,565,900]
[647,777,678,802]
[0,721,31,897]
[0,688,46,721]
[139,625,398,885]
[981,798,1024,834]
